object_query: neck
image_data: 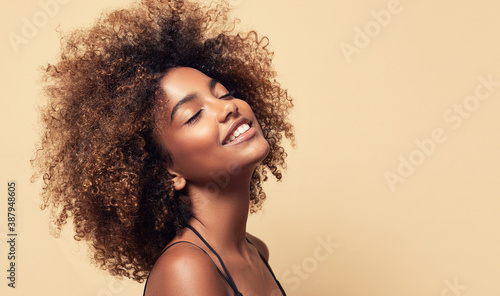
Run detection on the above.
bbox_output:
[186,169,253,255]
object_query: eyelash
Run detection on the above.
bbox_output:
[219,89,235,100]
[185,109,203,125]
[184,90,235,125]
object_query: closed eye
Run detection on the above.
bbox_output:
[185,109,203,125]
[218,89,235,100]
[185,89,234,125]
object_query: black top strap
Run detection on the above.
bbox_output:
[245,239,287,296]
[143,228,286,296]
[186,225,243,296]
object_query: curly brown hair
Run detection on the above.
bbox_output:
[32,0,294,283]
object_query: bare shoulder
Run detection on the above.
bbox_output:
[246,233,270,261]
[144,242,228,296]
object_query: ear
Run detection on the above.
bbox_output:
[167,169,186,191]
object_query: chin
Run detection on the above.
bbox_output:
[251,138,271,165]
[232,140,269,175]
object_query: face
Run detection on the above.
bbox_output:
[155,67,270,188]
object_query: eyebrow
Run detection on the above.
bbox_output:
[170,78,220,121]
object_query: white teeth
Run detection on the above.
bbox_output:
[224,123,250,145]
[237,125,246,134]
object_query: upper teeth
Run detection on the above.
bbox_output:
[224,123,250,144]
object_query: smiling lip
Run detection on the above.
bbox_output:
[222,117,252,144]
[223,126,256,146]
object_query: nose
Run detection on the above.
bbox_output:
[216,99,239,123]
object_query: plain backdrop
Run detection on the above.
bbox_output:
[1,0,500,295]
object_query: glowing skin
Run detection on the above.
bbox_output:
[146,67,282,296]
[156,67,270,189]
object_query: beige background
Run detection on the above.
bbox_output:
[1,0,500,295]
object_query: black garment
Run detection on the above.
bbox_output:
[143,225,287,296]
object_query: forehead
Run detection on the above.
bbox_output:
[159,67,211,103]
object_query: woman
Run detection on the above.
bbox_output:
[33,0,294,295]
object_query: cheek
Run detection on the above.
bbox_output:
[237,101,259,123]
[240,102,265,134]
[238,100,254,115]
[167,124,218,171]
